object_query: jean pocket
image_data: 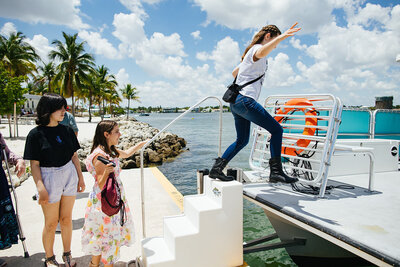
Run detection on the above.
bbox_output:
[233,96,249,115]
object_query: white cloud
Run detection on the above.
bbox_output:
[348,3,390,27]
[111,12,229,105]
[191,30,202,40]
[196,37,240,79]
[136,67,225,107]
[78,31,121,59]
[290,38,307,50]
[26,34,53,63]
[109,11,228,105]
[112,13,146,45]
[295,2,400,106]
[196,52,209,61]
[306,22,399,74]
[192,0,333,33]
[147,32,186,57]
[0,22,17,37]
[116,68,132,88]
[0,0,89,30]
[142,0,165,4]
[265,53,303,88]
[386,5,400,33]
[118,0,147,19]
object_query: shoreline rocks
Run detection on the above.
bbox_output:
[77,119,187,171]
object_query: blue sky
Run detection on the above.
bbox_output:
[0,0,399,107]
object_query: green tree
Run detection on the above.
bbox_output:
[96,65,117,119]
[36,61,56,93]
[0,32,40,77]
[49,32,94,116]
[0,64,27,137]
[108,89,121,117]
[121,84,140,119]
[79,70,100,122]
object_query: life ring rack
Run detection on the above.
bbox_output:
[274,98,318,156]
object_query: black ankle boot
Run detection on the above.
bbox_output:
[209,157,234,182]
[269,157,298,183]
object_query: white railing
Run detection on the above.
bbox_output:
[139,96,224,239]
[249,94,343,197]
[371,109,400,139]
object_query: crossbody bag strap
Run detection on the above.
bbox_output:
[237,74,265,90]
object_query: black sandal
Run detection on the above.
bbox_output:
[62,251,76,267]
[44,255,59,267]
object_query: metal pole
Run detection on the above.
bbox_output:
[366,151,375,192]
[140,149,146,238]
[218,103,222,157]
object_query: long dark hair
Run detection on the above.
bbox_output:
[35,93,67,126]
[91,120,120,158]
[241,25,281,61]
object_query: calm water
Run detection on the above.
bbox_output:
[135,112,296,267]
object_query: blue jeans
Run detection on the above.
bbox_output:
[222,94,283,162]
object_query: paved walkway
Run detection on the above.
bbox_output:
[1,167,182,266]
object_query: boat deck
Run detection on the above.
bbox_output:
[243,170,400,266]
[1,167,183,266]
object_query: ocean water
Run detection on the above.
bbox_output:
[136,112,296,267]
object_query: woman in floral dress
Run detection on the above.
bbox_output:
[82,120,147,267]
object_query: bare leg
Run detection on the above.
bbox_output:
[90,255,113,267]
[59,195,76,252]
[90,255,101,266]
[41,202,60,258]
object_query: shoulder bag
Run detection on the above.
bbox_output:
[100,168,127,226]
[222,74,264,103]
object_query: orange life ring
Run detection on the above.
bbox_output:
[274,98,318,156]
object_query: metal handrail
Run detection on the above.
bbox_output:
[139,96,224,239]
[371,109,400,138]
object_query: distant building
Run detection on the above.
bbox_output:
[23,94,41,113]
[375,96,393,109]
[162,107,177,113]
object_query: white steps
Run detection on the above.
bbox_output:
[141,176,243,267]
[141,237,175,267]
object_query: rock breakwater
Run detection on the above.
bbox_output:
[77,119,187,171]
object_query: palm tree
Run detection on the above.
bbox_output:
[0,32,40,77]
[80,70,100,122]
[108,88,121,117]
[121,84,140,119]
[27,80,47,95]
[36,61,56,92]
[49,32,94,116]
[96,65,117,120]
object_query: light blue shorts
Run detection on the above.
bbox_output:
[40,160,78,203]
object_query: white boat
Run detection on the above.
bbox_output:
[135,95,399,266]
[240,94,400,266]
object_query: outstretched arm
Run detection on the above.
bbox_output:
[117,140,148,159]
[254,22,301,60]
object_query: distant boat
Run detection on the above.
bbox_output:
[139,113,150,116]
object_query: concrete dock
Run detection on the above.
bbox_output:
[0,167,183,266]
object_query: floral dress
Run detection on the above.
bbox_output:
[81,147,134,265]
